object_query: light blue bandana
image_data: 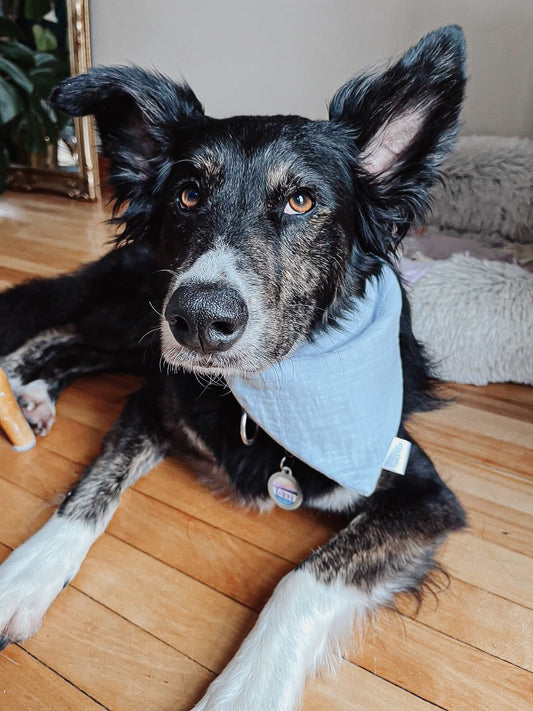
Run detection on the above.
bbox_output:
[226,264,404,496]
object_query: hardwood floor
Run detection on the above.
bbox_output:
[0,190,531,710]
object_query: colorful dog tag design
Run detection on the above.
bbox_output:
[268,459,303,510]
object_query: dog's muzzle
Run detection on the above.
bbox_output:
[165,283,248,353]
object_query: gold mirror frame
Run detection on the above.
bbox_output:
[8,0,99,200]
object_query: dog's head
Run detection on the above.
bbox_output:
[52,26,466,375]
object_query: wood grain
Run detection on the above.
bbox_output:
[0,191,531,710]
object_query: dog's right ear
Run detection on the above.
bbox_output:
[52,66,202,180]
[51,66,204,241]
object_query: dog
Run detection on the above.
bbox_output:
[0,26,466,710]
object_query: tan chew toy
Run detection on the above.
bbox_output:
[0,367,36,452]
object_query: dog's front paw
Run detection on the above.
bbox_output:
[192,687,295,711]
[191,663,300,711]
[0,516,95,648]
[16,379,56,436]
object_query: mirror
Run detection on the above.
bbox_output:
[0,0,99,200]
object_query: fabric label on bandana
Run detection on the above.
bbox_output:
[226,264,404,497]
[382,437,411,475]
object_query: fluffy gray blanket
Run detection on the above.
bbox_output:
[404,254,533,386]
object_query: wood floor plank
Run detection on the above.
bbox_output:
[0,479,56,548]
[301,661,439,710]
[422,403,533,449]
[76,530,533,676]
[76,534,257,675]
[409,411,533,480]
[437,452,533,517]
[452,382,533,424]
[0,256,61,278]
[413,576,533,672]
[109,487,295,610]
[0,239,90,266]
[460,492,533,557]
[39,413,105,466]
[23,588,213,711]
[440,533,533,609]
[0,543,436,711]
[0,439,82,506]
[0,542,212,711]
[0,267,35,287]
[0,487,255,677]
[0,482,438,711]
[352,612,533,711]
[3,475,530,710]
[0,643,105,711]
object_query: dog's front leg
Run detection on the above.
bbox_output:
[192,441,465,711]
[0,384,168,649]
[192,566,370,711]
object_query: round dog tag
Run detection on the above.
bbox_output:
[267,459,303,510]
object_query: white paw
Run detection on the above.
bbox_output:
[0,515,96,649]
[192,672,299,711]
[191,651,304,711]
[191,568,371,711]
[16,379,56,436]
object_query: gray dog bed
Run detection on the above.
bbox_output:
[406,254,533,386]
[403,135,533,385]
[428,135,533,244]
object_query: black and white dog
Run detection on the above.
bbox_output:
[0,27,467,710]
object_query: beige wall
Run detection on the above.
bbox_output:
[90,0,533,138]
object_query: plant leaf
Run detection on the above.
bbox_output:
[24,0,54,21]
[0,56,34,94]
[0,146,10,194]
[34,51,60,67]
[34,53,68,83]
[0,40,35,70]
[23,105,46,152]
[0,78,24,124]
[32,25,57,52]
[30,66,60,95]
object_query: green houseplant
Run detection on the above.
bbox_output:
[0,3,69,192]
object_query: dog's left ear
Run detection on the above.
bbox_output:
[329,26,466,233]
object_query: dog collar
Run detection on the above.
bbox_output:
[226,264,406,497]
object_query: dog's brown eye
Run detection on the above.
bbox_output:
[284,191,314,215]
[179,186,201,210]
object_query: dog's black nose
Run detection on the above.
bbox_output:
[165,284,248,353]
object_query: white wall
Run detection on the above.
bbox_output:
[90,0,533,138]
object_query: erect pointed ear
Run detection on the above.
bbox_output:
[329,25,466,185]
[51,65,204,187]
[51,66,204,242]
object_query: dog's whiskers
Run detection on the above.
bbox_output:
[157,268,181,281]
[139,325,160,344]
[148,301,165,319]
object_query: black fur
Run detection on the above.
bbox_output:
[0,27,468,709]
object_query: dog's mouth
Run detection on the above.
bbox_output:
[160,291,280,376]
[160,281,254,374]
[159,318,271,376]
